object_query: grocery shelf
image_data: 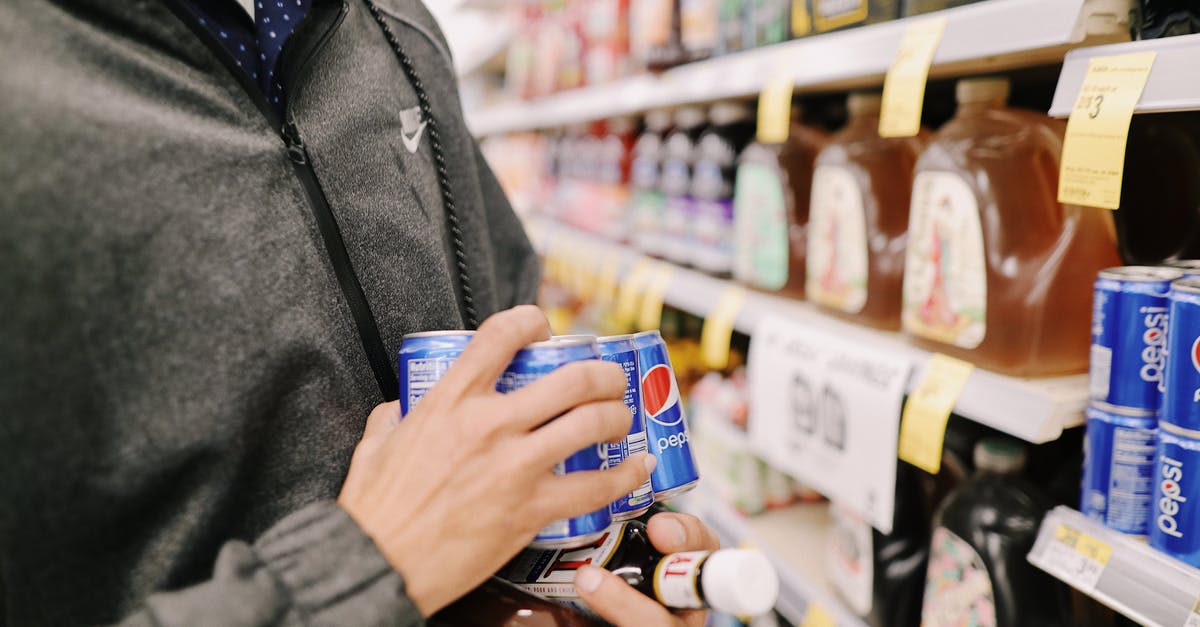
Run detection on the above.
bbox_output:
[675,489,866,627]
[467,0,1128,136]
[1029,506,1200,626]
[1049,33,1200,117]
[532,219,1088,443]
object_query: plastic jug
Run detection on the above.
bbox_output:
[806,92,926,328]
[900,77,1121,376]
[733,107,828,297]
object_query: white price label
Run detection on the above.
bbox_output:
[746,315,911,533]
[1038,525,1111,594]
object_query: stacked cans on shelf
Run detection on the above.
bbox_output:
[1085,262,1200,567]
[398,329,699,549]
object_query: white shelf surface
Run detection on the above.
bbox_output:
[532,219,1088,444]
[468,0,1128,136]
[1050,32,1200,117]
[675,489,865,627]
[1029,506,1200,627]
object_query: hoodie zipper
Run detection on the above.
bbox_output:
[164,0,398,401]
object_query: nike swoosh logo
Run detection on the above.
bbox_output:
[401,119,427,154]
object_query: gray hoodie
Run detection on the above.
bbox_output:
[0,0,538,624]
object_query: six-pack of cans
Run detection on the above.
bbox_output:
[1085,263,1200,567]
[398,329,699,549]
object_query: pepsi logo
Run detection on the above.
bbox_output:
[641,364,682,426]
[1191,336,1200,374]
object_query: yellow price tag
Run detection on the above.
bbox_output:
[879,17,946,138]
[637,264,675,331]
[1058,51,1157,210]
[1054,523,1082,549]
[758,65,794,144]
[700,287,747,370]
[1075,534,1112,566]
[898,353,973,474]
[800,601,836,627]
[790,0,812,37]
[613,259,655,330]
[594,250,623,306]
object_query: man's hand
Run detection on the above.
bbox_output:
[575,513,721,626]
[337,305,655,616]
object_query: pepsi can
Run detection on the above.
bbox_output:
[633,330,699,500]
[1080,402,1157,535]
[1166,260,1200,277]
[1161,277,1200,432]
[498,336,611,549]
[398,330,474,417]
[1090,267,1180,410]
[598,335,655,521]
[1149,424,1200,567]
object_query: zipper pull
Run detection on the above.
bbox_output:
[283,122,308,165]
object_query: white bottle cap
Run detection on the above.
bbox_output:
[700,550,779,616]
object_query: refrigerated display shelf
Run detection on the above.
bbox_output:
[466,0,1129,137]
[675,489,866,627]
[1050,32,1200,117]
[1029,506,1200,627]
[531,219,1088,444]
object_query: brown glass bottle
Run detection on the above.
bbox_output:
[732,109,828,298]
[806,92,925,328]
[900,77,1121,376]
[432,577,603,626]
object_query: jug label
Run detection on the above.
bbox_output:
[922,526,996,627]
[499,523,627,597]
[828,503,873,616]
[808,165,868,313]
[903,172,987,348]
[733,162,790,290]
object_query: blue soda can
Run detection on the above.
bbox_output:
[498,336,611,549]
[1166,260,1200,277]
[398,330,474,417]
[1161,277,1200,432]
[597,335,655,521]
[1149,424,1200,566]
[632,330,699,500]
[1080,402,1157,535]
[1090,266,1180,410]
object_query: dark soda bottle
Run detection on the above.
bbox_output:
[499,521,778,617]
[921,437,1068,627]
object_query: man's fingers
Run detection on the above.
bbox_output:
[524,400,632,465]
[435,305,551,394]
[362,401,401,438]
[574,565,680,627]
[500,360,628,430]
[646,513,721,555]
[537,454,655,521]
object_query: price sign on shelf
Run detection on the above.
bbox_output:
[747,314,911,533]
[879,17,946,138]
[1058,51,1157,210]
[1037,524,1112,594]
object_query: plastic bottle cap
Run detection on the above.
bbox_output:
[674,106,708,130]
[645,109,673,132]
[956,77,1010,105]
[847,91,883,116]
[708,101,754,126]
[973,436,1027,474]
[700,550,779,616]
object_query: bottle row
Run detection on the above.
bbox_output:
[483,75,1200,377]
[500,0,1200,101]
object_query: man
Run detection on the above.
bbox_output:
[0,0,718,624]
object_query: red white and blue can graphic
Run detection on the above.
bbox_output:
[1161,277,1200,432]
[598,334,655,521]
[398,330,474,417]
[1149,424,1200,567]
[1080,402,1156,535]
[498,336,611,549]
[633,330,700,500]
[1089,266,1179,411]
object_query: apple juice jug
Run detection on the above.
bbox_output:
[900,77,1120,376]
[806,91,926,328]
